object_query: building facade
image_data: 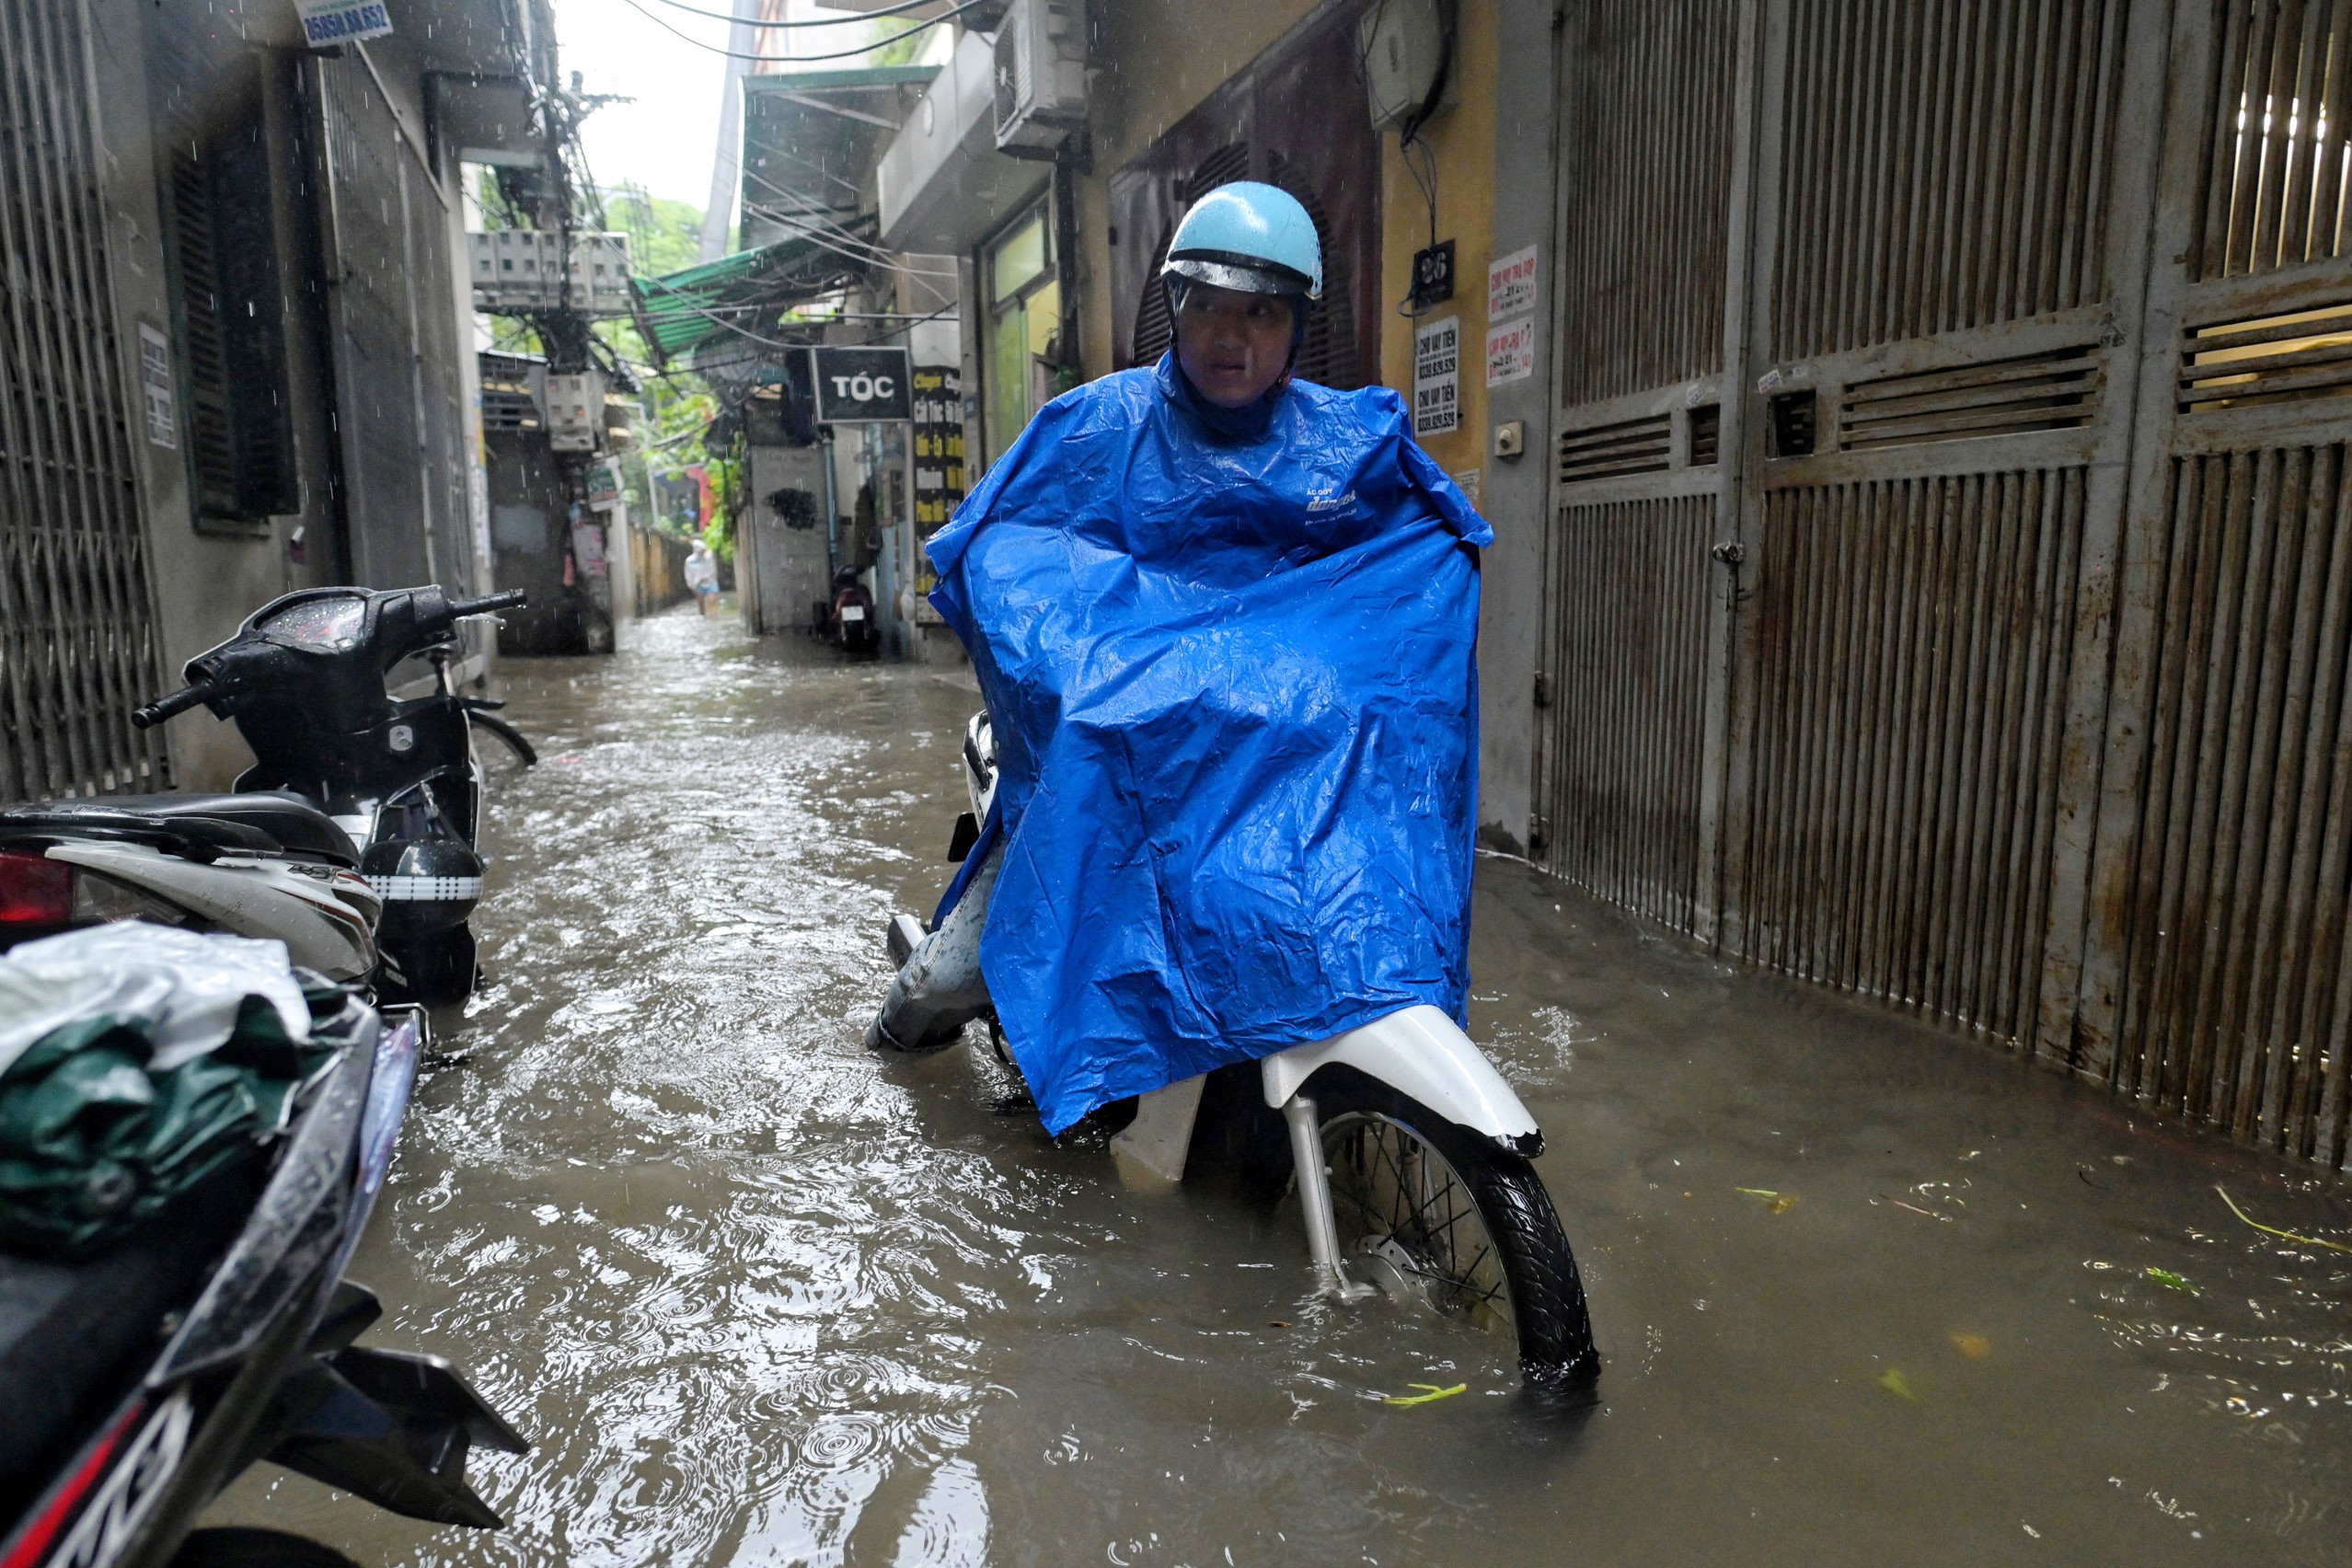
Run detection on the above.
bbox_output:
[0,0,523,801]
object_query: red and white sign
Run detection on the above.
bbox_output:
[1487,245,1539,321]
[1485,317,1536,387]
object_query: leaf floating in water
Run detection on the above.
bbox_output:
[1268,1320,1292,1330]
[1382,1382,1467,1409]
[1767,1194,1797,1215]
[2215,1185,2352,1253]
[1735,1187,1796,1215]
[1950,1332,1991,1359]
[1879,1368,1920,1402]
[2145,1266,2196,1294]
[1735,1187,1779,1197]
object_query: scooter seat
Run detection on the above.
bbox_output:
[0,791,356,867]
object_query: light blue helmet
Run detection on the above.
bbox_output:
[1161,181,1323,302]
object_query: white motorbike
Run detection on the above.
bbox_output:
[870,711,1599,1385]
[0,792,380,983]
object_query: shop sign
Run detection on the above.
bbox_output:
[1487,245,1539,320]
[813,347,914,423]
[1485,317,1536,387]
[911,365,966,529]
[584,460,622,505]
[298,0,395,47]
[1412,315,1460,438]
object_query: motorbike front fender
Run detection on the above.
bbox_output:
[1260,1005,1543,1158]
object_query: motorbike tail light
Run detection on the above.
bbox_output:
[0,852,192,936]
[0,851,73,928]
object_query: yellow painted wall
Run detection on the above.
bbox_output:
[1072,0,1322,382]
[1375,0,1497,491]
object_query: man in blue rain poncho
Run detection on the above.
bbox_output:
[875,183,1492,1136]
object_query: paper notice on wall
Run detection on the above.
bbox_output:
[1487,245,1538,320]
[137,324,176,449]
[1485,317,1536,387]
[1412,315,1460,438]
[297,0,394,48]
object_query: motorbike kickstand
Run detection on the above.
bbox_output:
[1282,1094,1376,1304]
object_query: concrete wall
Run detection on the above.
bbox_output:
[1472,0,1560,854]
[90,0,342,792]
[743,444,832,634]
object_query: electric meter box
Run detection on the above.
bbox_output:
[1359,0,1459,131]
[469,230,633,316]
[546,369,605,452]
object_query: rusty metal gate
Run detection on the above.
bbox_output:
[0,0,167,804]
[1723,0,2168,1055]
[1541,0,2352,1169]
[1533,0,1748,935]
[2080,0,2352,1163]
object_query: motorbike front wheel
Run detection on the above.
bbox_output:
[1313,1074,1598,1385]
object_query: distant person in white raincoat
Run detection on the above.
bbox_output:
[684,539,720,616]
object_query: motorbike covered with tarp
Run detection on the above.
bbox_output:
[924,361,1492,1135]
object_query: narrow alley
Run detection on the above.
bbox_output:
[207,606,2352,1567]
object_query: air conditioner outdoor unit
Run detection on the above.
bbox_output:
[992,0,1087,159]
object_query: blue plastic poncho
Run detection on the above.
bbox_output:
[927,354,1491,1134]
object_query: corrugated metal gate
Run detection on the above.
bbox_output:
[2082,0,2352,1162]
[1541,0,2352,1168]
[0,0,167,803]
[1533,0,1746,934]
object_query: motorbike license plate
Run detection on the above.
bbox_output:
[840,605,866,622]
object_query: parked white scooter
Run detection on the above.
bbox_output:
[0,793,380,982]
[870,711,1599,1385]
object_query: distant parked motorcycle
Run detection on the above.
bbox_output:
[119,584,536,1005]
[869,709,1599,1386]
[823,565,880,657]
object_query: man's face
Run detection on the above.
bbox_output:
[1175,283,1297,409]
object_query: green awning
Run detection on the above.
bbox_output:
[631,217,880,366]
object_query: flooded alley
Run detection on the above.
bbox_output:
[190,606,2352,1567]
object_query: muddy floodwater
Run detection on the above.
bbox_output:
[212,605,2352,1566]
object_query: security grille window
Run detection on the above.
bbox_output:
[984,202,1060,465]
[1130,144,1251,368]
[1106,3,1381,391]
[155,53,297,527]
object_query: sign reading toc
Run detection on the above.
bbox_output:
[813,347,914,423]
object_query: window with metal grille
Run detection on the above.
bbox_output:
[155,53,296,527]
[1128,145,1363,392]
[1130,144,1250,369]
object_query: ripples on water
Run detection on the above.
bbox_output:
[207,609,2352,1567]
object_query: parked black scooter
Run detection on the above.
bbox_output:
[0,981,525,1568]
[133,585,536,1006]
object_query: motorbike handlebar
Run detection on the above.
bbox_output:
[132,680,216,729]
[447,590,526,618]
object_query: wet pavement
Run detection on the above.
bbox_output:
[213,604,2352,1566]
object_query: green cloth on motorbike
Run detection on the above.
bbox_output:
[0,952,335,1257]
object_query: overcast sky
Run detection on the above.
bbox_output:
[555,0,948,213]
